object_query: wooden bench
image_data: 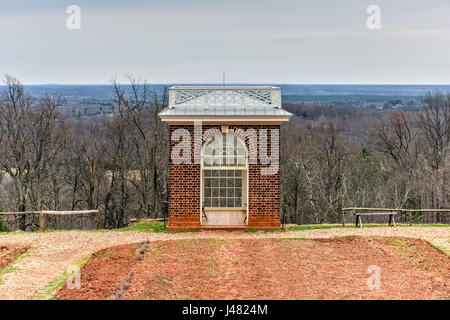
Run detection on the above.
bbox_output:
[355,212,398,228]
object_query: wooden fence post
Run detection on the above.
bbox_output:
[39,212,46,233]
[93,211,99,231]
[341,208,345,227]
[409,211,413,226]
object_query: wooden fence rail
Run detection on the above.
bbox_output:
[0,210,99,232]
[341,207,450,226]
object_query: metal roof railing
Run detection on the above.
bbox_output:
[168,86,282,109]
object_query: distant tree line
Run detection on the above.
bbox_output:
[281,92,450,224]
[0,75,449,231]
[0,75,169,230]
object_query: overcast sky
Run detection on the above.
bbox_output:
[1,0,450,84]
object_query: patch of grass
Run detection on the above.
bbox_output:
[32,254,91,300]
[0,221,448,236]
[386,238,437,270]
[204,267,217,278]
[0,248,32,283]
[244,228,284,233]
[101,251,111,261]
[431,244,450,256]
[103,222,450,234]
[0,221,169,235]
[178,238,203,247]
[390,238,410,248]
[207,239,227,251]
[147,244,164,257]
[0,265,18,283]
[115,221,167,233]
[332,235,358,239]
[244,224,408,233]
[0,230,28,236]
[269,237,309,241]
[302,224,390,230]
[396,224,450,228]
[169,228,202,233]
[111,221,202,233]
[288,223,450,231]
[286,224,348,232]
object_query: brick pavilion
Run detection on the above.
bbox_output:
[158,86,292,230]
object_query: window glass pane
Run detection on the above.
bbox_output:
[203,135,246,168]
[203,173,244,207]
[202,136,246,208]
[203,158,211,166]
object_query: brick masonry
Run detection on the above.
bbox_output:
[168,124,281,230]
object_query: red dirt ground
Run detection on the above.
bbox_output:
[54,237,450,300]
[0,245,29,270]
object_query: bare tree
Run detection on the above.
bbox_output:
[418,92,450,170]
[318,120,347,222]
[417,92,450,219]
[0,75,65,230]
[111,76,169,219]
[372,110,416,170]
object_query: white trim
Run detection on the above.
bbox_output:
[200,133,249,226]
[170,86,279,90]
[160,117,291,123]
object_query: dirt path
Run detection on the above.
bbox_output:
[56,238,450,300]
[0,227,449,300]
[0,245,29,270]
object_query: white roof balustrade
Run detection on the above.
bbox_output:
[158,86,292,122]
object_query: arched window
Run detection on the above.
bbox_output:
[202,134,247,209]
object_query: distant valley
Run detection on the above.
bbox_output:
[2,84,450,118]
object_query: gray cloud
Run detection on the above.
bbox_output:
[0,0,449,84]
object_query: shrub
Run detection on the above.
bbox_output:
[0,217,9,232]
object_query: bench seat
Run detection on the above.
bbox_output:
[356,212,398,216]
[354,212,397,227]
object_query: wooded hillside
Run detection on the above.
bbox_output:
[1,76,449,230]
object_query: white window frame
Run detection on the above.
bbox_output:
[200,134,249,225]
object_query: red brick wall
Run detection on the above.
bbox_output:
[168,124,281,230]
